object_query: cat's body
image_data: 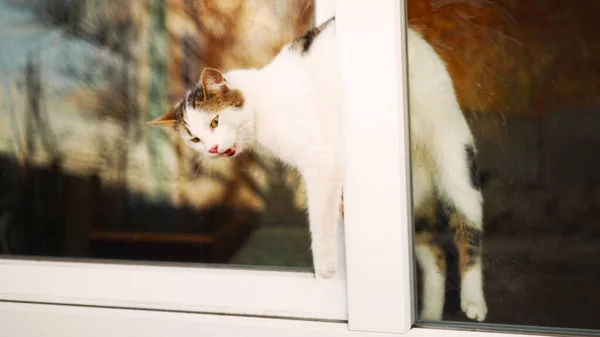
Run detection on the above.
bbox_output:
[150,18,487,321]
[150,18,343,278]
[407,27,487,322]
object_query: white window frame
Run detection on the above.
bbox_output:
[0,0,568,337]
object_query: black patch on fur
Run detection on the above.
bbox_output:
[436,202,461,314]
[294,16,335,54]
[465,145,481,190]
[301,29,317,53]
[465,226,483,248]
[466,247,479,267]
[447,216,482,268]
[464,227,482,267]
[414,218,429,233]
[185,84,204,109]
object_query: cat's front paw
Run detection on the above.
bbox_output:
[460,291,488,322]
[314,253,338,279]
[315,267,336,279]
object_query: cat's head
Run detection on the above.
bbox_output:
[148,68,253,158]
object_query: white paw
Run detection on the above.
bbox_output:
[461,297,488,322]
[315,267,336,279]
[460,268,487,321]
[314,253,338,279]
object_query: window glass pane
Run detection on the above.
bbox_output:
[0,0,314,271]
[408,0,600,333]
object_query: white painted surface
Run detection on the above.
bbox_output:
[0,256,347,319]
[0,302,555,337]
[337,0,414,333]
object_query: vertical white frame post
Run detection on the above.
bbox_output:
[337,0,415,334]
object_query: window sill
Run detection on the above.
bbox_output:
[0,301,551,337]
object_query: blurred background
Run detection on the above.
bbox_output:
[0,0,314,268]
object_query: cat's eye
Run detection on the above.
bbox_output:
[190,137,201,143]
[210,116,219,128]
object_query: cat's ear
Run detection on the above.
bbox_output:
[147,105,178,128]
[200,67,228,98]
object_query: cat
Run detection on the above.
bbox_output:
[407,27,488,322]
[165,0,316,214]
[149,17,343,279]
[148,17,488,321]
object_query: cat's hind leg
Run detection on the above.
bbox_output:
[431,125,488,322]
[414,196,447,321]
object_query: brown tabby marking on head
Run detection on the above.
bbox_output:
[192,68,244,112]
[193,88,244,112]
[290,16,335,54]
[148,68,244,129]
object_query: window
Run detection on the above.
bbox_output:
[2,0,597,337]
[0,0,319,270]
[0,0,348,321]
[409,0,600,335]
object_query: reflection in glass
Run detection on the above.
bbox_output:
[0,0,314,269]
[408,0,600,332]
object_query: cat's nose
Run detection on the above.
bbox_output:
[208,145,218,154]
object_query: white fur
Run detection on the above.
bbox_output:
[407,28,487,321]
[180,21,488,318]
[415,245,445,321]
[461,262,488,321]
[183,21,343,279]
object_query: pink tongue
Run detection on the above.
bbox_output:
[222,144,237,156]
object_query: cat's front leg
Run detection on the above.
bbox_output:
[302,165,342,279]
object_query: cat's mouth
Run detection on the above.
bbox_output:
[221,143,237,157]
